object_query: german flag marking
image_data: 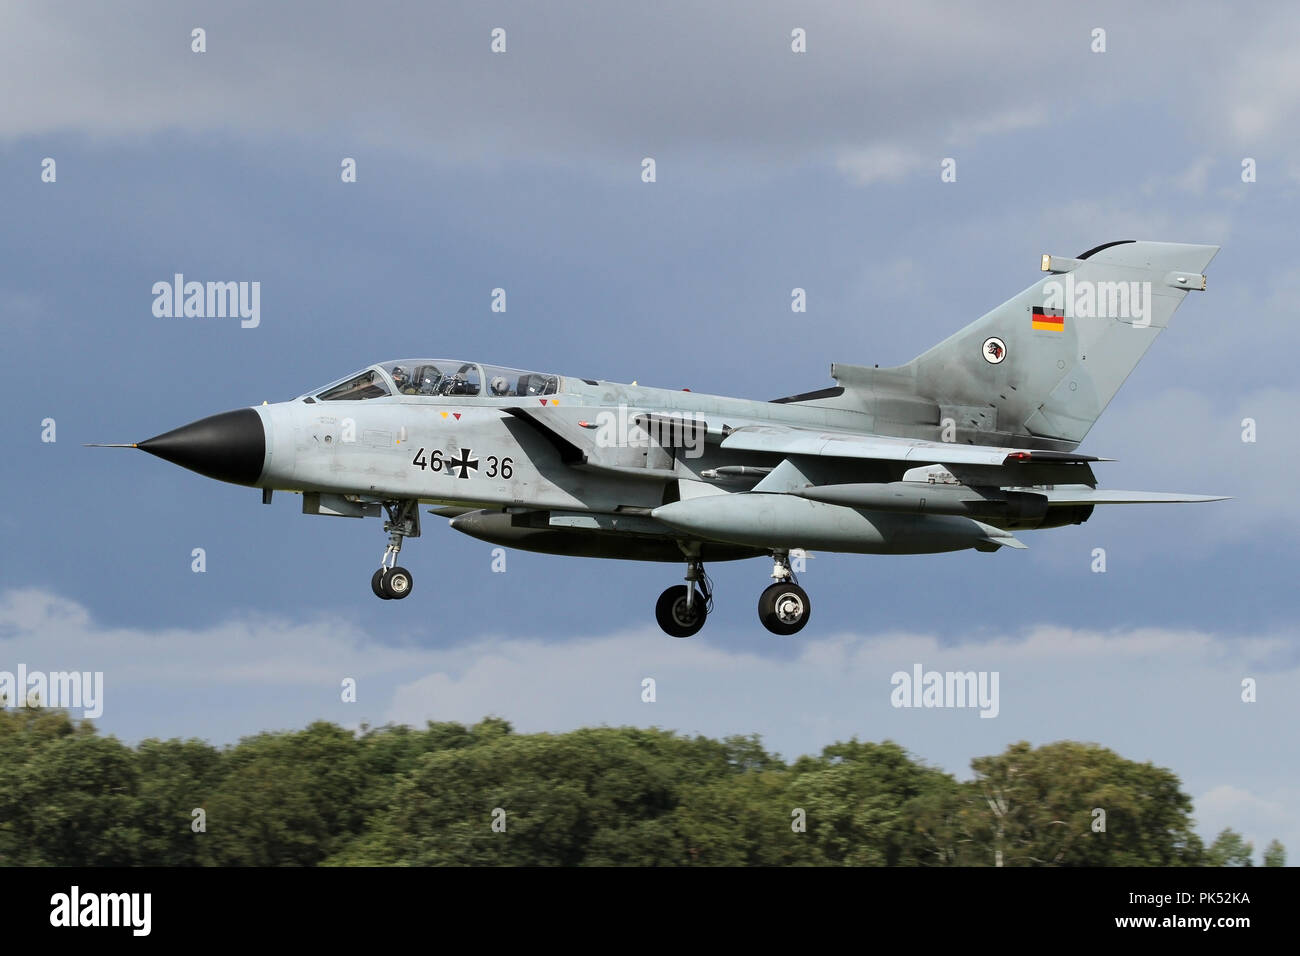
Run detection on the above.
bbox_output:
[1032,306,1065,331]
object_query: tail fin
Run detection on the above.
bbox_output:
[831,240,1218,449]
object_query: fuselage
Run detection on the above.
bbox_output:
[165,358,1073,563]
[257,360,873,514]
[132,357,1088,567]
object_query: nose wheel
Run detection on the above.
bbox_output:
[370,499,419,601]
[758,551,810,634]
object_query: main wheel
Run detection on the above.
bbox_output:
[758,582,810,635]
[371,569,393,600]
[383,566,414,600]
[655,585,707,638]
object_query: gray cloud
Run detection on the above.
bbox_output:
[6,2,1295,181]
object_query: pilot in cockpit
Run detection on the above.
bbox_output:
[390,366,416,394]
[417,369,442,395]
[438,364,478,396]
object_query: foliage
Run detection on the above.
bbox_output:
[0,708,1281,867]
[1206,828,1254,867]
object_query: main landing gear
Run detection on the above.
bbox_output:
[653,548,812,637]
[370,499,420,600]
[655,557,712,638]
[757,550,811,635]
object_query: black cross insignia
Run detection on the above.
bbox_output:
[447,447,479,479]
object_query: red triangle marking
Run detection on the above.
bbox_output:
[538,399,547,406]
[453,413,461,420]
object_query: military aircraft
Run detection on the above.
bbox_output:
[94,240,1225,636]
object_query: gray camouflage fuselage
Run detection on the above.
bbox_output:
[113,241,1227,622]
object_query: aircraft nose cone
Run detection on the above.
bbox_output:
[138,408,266,486]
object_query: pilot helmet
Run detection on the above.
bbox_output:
[390,365,408,383]
[490,376,508,395]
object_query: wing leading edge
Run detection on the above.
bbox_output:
[721,423,1227,507]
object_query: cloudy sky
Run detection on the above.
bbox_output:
[2,2,1297,860]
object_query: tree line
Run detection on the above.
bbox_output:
[0,707,1284,866]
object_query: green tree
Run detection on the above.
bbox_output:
[1263,839,1285,867]
[198,721,366,865]
[133,737,224,865]
[0,708,1271,868]
[339,725,698,865]
[786,739,959,866]
[671,765,813,865]
[12,725,143,865]
[964,741,1202,866]
[1206,828,1254,867]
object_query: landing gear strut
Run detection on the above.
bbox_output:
[653,548,811,637]
[371,499,420,600]
[655,556,711,638]
[758,550,810,635]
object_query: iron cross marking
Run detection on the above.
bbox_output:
[447,447,479,479]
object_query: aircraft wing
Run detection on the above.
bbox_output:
[720,424,1101,467]
[719,424,1227,506]
[1024,488,1229,504]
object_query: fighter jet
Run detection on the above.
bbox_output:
[94,240,1226,636]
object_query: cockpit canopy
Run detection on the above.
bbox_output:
[310,360,560,402]
[315,369,390,402]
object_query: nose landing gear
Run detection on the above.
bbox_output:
[370,499,420,600]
